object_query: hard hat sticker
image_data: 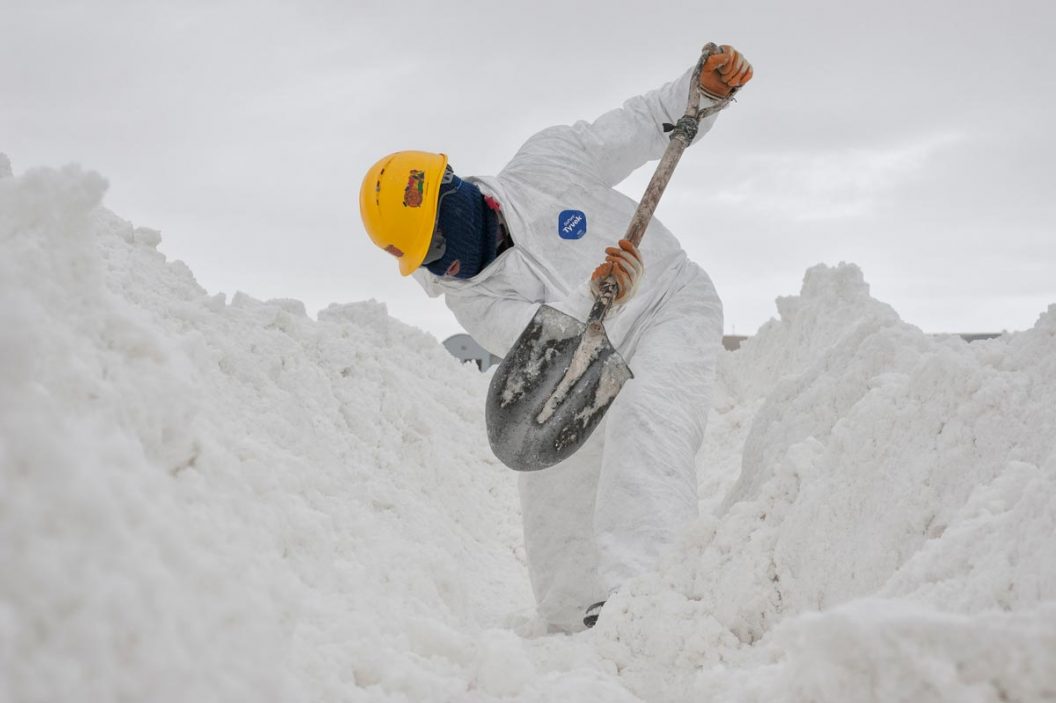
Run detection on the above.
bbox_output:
[558,210,587,240]
[403,170,425,207]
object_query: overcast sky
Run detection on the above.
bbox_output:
[4,0,1054,341]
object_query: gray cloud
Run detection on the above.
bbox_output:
[3,0,1054,342]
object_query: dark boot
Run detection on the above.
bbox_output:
[583,601,606,629]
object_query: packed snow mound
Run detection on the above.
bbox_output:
[2,159,1054,703]
[0,162,533,701]
[599,262,1056,701]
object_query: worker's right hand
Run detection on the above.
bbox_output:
[590,239,644,304]
[699,45,753,100]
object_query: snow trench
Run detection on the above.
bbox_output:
[1,161,1054,702]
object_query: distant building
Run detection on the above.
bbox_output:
[722,335,748,351]
[952,333,1003,343]
[722,333,1000,352]
[444,331,1003,373]
[443,334,502,371]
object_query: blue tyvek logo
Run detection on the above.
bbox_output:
[558,210,587,240]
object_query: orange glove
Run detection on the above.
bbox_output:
[699,44,753,100]
[590,239,644,304]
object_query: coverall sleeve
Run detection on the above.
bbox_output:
[444,290,539,359]
[442,283,596,359]
[501,66,718,189]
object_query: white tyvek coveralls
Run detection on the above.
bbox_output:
[415,67,724,630]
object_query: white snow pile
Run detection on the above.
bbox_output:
[1,160,1054,703]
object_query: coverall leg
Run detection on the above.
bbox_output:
[595,267,723,593]
[518,266,722,628]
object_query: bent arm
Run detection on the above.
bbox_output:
[443,291,538,359]
[502,66,718,189]
[437,284,596,359]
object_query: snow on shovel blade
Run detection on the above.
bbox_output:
[486,304,633,471]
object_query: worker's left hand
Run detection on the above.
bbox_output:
[591,239,644,304]
[699,44,753,100]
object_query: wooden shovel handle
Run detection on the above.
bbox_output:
[588,43,738,322]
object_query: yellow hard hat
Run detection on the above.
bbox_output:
[359,150,449,276]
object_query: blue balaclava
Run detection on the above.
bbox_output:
[424,168,502,279]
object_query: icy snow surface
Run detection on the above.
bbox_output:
[2,160,1054,702]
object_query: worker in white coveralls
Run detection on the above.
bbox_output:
[358,46,753,631]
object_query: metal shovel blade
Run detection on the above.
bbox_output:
[486,305,633,471]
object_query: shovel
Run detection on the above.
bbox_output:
[486,43,739,472]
